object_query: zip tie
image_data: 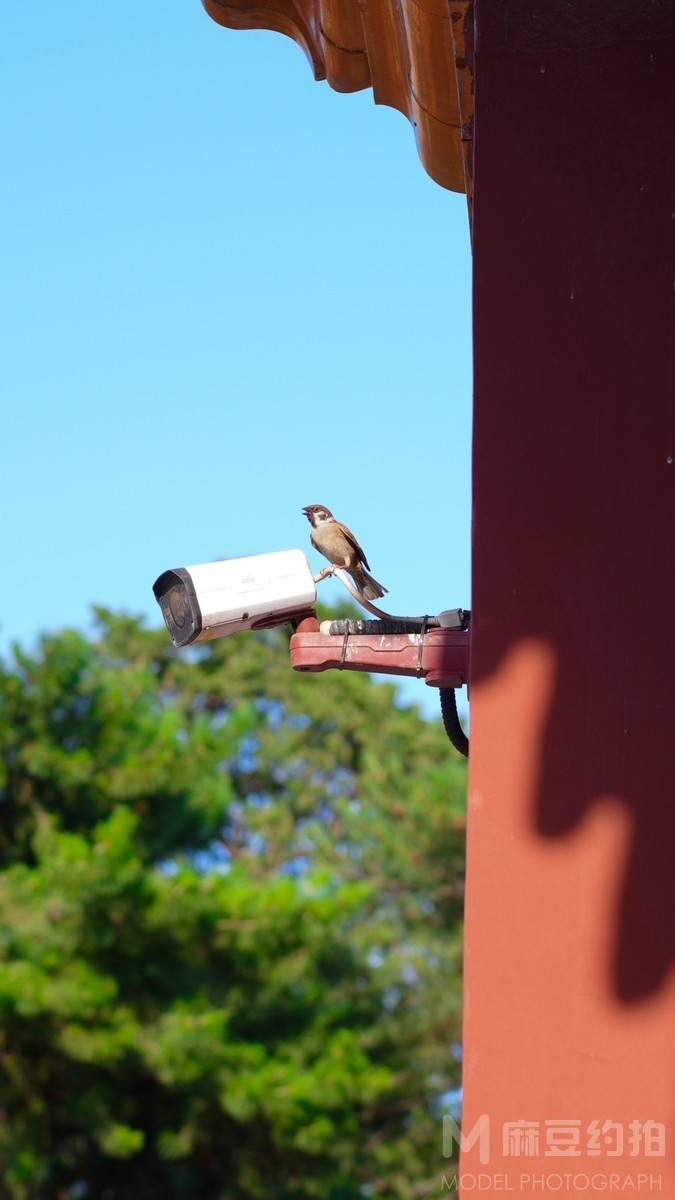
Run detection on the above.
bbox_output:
[339,625,350,669]
[417,616,429,677]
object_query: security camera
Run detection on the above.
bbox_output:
[153,549,317,647]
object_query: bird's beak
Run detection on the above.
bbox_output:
[301,507,310,515]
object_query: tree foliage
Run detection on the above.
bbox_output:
[0,610,465,1199]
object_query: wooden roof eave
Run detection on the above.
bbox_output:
[202,0,474,198]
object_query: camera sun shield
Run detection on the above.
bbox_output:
[153,549,317,647]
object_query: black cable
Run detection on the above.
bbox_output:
[327,618,435,635]
[439,687,469,758]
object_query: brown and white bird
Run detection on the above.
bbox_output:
[302,504,388,601]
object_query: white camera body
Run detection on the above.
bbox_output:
[153,549,317,647]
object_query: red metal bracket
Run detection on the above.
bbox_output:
[290,617,469,689]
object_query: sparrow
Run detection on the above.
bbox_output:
[302,504,388,601]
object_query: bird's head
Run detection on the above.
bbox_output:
[302,504,334,527]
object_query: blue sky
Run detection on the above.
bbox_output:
[1,2,472,707]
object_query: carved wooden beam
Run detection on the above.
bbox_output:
[202,0,473,195]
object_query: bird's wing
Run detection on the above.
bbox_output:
[336,522,370,571]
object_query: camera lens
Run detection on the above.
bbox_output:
[167,584,188,631]
[153,569,202,647]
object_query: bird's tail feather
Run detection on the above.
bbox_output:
[352,567,388,601]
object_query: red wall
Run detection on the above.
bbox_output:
[461,5,675,1193]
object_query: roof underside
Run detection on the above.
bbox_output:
[202,0,473,195]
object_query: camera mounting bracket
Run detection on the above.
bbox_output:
[292,570,470,755]
[290,617,468,689]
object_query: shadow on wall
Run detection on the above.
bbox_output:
[469,31,675,1008]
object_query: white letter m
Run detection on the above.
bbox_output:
[442,1114,490,1165]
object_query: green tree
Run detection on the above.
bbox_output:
[0,610,466,1199]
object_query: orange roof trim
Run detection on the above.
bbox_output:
[202,0,473,194]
